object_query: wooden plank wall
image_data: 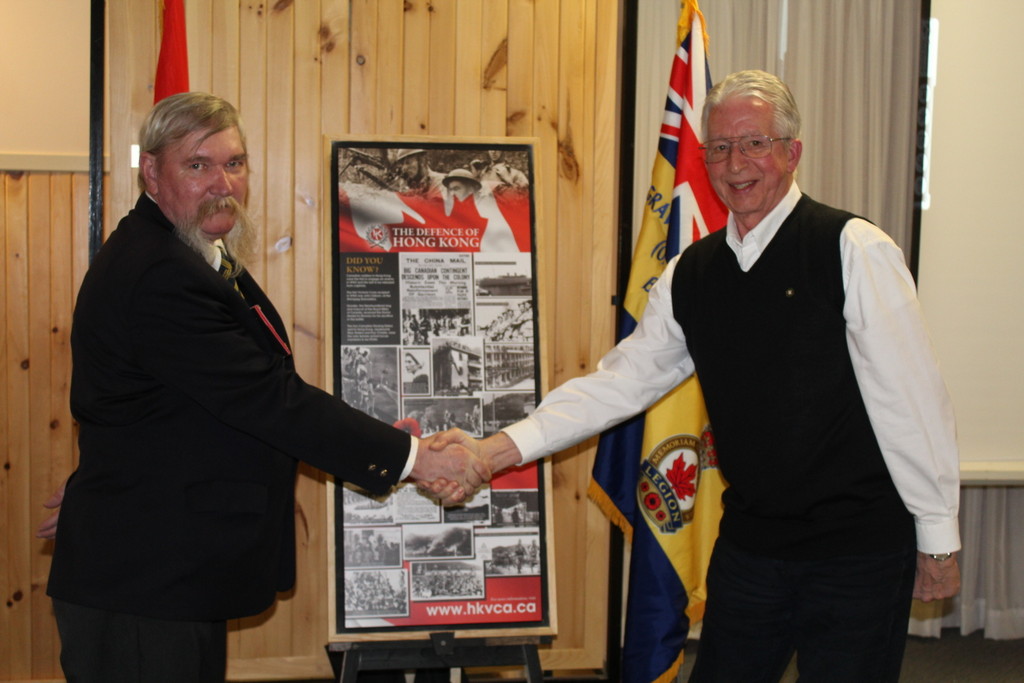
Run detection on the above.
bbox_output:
[1,170,95,683]
[1,0,622,679]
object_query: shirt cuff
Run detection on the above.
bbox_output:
[400,436,419,480]
[915,517,961,555]
[501,419,544,465]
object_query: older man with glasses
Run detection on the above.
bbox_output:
[429,69,961,681]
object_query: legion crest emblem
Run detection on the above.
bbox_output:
[637,424,716,534]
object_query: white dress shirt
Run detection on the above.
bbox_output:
[504,183,960,554]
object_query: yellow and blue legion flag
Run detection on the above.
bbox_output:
[588,2,728,681]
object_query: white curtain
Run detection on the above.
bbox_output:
[910,488,1024,638]
[632,0,1024,640]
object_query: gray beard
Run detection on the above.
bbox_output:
[174,197,257,274]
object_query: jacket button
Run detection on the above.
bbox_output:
[368,464,377,471]
[379,469,389,477]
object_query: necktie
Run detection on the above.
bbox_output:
[217,245,244,298]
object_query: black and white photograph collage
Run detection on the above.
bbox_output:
[340,481,543,620]
[338,250,537,441]
[338,249,543,623]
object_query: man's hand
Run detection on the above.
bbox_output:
[36,482,66,540]
[913,551,961,602]
[409,433,489,505]
[414,478,462,501]
[422,430,525,505]
[432,429,524,473]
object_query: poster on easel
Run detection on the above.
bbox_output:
[326,137,555,640]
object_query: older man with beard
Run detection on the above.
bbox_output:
[38,93,487,683]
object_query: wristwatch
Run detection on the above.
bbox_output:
[928,552,955,562]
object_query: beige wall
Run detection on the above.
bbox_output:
[918,0,1024,478]
[0,0,92,171]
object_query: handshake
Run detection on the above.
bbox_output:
[407,429,524,505]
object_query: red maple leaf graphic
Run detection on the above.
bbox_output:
[666,456,697,501]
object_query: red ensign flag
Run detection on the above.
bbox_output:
[154,0,189,103]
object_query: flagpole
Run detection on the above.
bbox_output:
[909,0,933,281]
[601,0,646,679]
[88,0,105,262]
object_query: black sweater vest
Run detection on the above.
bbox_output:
[672,195,913,559]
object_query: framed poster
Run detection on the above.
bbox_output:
[326,137,555,640]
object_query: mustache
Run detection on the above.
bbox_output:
[195,196,243,221]
[173,196,257,275]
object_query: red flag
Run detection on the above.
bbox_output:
[154,0,189,103]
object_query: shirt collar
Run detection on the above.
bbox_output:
[724,183,803,270]
[209,239,226,270]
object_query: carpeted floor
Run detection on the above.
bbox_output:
[676,627,1024,682]
[267,628,1024,681]
[896,629,1024,682]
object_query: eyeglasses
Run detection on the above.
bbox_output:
[699,135,792,163]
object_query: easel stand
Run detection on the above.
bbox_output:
[326,633,548,682]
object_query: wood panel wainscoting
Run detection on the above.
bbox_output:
[2,170,94,682]
[2,1,624,680]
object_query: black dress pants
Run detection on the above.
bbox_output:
[52,598,227,683]
[688,537,918,683]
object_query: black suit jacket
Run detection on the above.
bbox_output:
[47,195,409,621]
